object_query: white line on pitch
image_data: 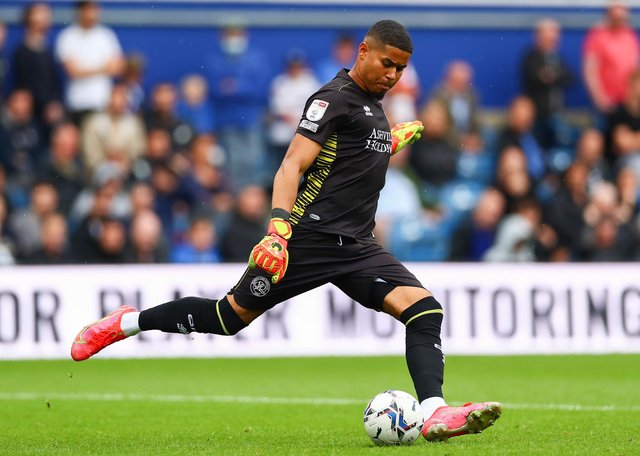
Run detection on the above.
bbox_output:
[0,392,639,412]
[500,403,640,412]
[0,392,361,405]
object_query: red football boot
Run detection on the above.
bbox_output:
[71,305,137,361]
[423,402,502,442]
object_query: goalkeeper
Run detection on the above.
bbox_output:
[71,20,501,442]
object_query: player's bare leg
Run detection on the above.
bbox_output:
[383,286,502,442]
[71,294,262,361]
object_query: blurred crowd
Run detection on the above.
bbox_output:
[0,0,639,265]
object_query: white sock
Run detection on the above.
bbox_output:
[120,312,141,337]
[421,397,447,420]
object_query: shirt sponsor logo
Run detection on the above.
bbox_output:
[299,119,319,132]
[250,276,271,297]
[306,99,329,121]
[309,213,321,220]
[365,128,392,154]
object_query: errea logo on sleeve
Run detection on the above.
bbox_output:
[306,99,329,121]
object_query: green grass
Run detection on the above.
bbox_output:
[1,355,639,455]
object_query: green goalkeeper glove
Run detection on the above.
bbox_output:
[391,120,424,155]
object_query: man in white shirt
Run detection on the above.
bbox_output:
[268,50,320,177]
[55,1,123,124]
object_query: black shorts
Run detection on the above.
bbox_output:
[230,229,424,311]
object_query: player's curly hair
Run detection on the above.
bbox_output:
[365,20,413,54]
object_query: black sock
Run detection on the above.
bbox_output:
[138,296,247,335]
[401,296,445,402]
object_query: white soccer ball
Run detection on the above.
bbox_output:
[363,389,424,446]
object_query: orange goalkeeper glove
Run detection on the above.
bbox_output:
[391,120,423,155]
[248,210,292,284]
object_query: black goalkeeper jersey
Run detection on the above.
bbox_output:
[292,69,392,238]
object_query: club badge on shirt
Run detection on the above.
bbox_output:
[306,99,329,121]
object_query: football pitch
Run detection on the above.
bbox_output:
[1,355,638,455]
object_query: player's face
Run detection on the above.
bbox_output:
[359,42,411,96]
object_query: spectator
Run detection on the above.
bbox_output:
[177,74,216,134]
[141,128,174,169]
[574,127,610,189]
[129,181,155,217]
[494,145,535,213]
[316,34,357,83]
[484,197,556,262]
[545,161,590,256]
[145,159,195,243]
[122,53,146,113]
[55,0,124,124]
[144,82,194,152]
[12,2,64,128]
[483,207,536,262]
[207,21,270,190]
[583,0,639,116]
[219,185,268,262]
[0,165,17,216]
[85,216,127,263]
[521,18,574,149]
[0,194,15,265]
[82,83,146,176]
[0,89,43,186]
[376,149,424,248]
[70,183,115,261]
[182,134,233,215]
[579,214,637,261]
[499,96,546,180]
[383,62,421,125]
[0,21,7,102]
[171,216,221,263]
[583,180,631,227]
[23,212,72,264]
[124,209,169,263]
[8,181,59,259]
[0,165,8,206]
[449,188,506,261]
[607,69,640,174]
[409,100,459,188]
[39,122,85,215]
[268,49,320,177]
[69,162,131,225]
[432,60,482,151]
[617,166,639,217]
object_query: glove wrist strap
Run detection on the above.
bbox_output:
[271,208,290,221]
[268,210,293,241]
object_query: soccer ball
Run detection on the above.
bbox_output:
[363,390,424,446]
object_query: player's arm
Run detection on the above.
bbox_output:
[248,133,321,283]
[272,133,323,212]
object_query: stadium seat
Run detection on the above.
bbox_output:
[437,179,486,228]
[480,125,501,156]
[546,147,574,174]
[456,151,496,184]
[388,215,451,262]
